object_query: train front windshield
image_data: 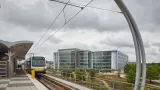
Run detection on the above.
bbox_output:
[32,57,45,67]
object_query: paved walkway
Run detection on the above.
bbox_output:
[25,72,48,90]
[0,70,37,90]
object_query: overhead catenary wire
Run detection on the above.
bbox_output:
[28,0,71,54]
[32,0,94,53]
[50,0,84,9]
[50,0,121,13]
[74,3,122,13]
[63,9,67,23]
[29,0,120,54]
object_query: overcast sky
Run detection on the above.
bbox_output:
[0,0,160,63]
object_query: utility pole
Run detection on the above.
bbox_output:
[27,53,35,58]
[114,0,146,90]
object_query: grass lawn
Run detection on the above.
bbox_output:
[96,74,126,82]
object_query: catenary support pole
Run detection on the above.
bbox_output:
[114,0,146,90]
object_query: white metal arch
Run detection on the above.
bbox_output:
[114,0,146,90]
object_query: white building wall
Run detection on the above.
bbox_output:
[53,53,55,69]
[111,51,117,69]
[117,51,128,69]
[91,52,93,68]
[116,51,118,69]
[57,52,59,69]
[53,52,59,69]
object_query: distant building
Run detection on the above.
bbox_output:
[53,48,128,70]
[54,48,91,69]
[92,50,128,70]
[54,52,59,69]
[79,50,92,69]
[46,61,54,69]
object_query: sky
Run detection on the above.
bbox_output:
[0,0,160,63]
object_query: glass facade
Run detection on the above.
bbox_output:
[117,51,128,69]
[92,51,112,69]
[54,49,128,70]
[59,50,76,69]
[79,51,91,69]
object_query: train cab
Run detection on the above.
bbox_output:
[25,56,46,74]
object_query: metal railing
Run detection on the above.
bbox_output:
[47,70,160,90]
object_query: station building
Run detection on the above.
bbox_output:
[0,40,33,78]
[53,48,128,70]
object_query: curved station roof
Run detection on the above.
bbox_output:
[0,40,33,60]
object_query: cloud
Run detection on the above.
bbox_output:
[91,45,98,50]
[0,0,128,32]
[48,36,62,44]
[66,9,127,32]
[146,47,159,56]
[0,0,160,63]
[0,0,64,31]
[1,0,160,33]
[74,42,90,50]
[100,31,151,48]
[124,0,160,32]
[152,42,160,47]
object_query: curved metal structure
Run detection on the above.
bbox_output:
[114,0,146,90]
[0,40,33,59]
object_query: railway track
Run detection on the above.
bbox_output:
[36,74,78,90]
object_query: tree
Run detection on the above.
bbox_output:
[75,69,85,81]
[124,64,136,74]
[146,65,160,83]
[125,64,136,83]
[153,64,160,74]
[89,69,96,80]
[126,70,136,83]
[62,69,72,77]
[158,66,160,74]
[124,64,130,73]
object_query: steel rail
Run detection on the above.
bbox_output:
[37,74,78,90]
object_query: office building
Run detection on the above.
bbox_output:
[54,49,128,70]
[79,50,92,69]
[54,48,91,69]
[92,50,128,69]
[54,52,59,69]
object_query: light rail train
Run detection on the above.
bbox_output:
[25,56,46,74]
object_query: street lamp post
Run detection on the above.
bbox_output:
[114,0,146,90]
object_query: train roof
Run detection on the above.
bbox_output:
[26,56,45,61]
[31,56,45,57]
